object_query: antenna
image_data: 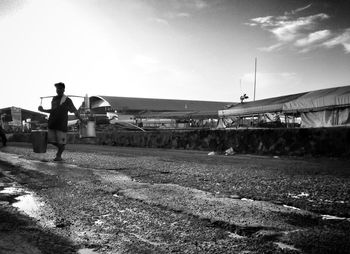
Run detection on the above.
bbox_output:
[254,57,257,101]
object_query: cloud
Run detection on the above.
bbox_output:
[344,44,350,53]
[247,5,350,54]
[249,16,274,26]
[193,0,209,9]
[259,43,284,52]
[323,28,350,53]
[177,12,191,18]
[272,14,329,42]
[284,4,312,15]
[295,29,331,47]
[249,13,329,43]
[152,17,169,25]
[149,0,210,26]
[172,0,209,10]
[161,11,191,20]
[0,0,26,17]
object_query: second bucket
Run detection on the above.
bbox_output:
[79,120,96,138]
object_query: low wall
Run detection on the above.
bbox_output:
[9,127,350,157]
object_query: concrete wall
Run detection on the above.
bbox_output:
[9,127,350,157]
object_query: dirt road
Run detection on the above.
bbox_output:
[0,143,349,253]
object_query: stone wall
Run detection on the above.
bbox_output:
[71,127,350,157]
[9,127,350,157]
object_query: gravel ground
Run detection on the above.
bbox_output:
[0,142,350,253]
[6,142,349,217]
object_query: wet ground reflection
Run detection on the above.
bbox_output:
[0,185,56,228]
[78,248,99,254]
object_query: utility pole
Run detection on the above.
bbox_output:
[240,78,242,95]
[254,57,257,101]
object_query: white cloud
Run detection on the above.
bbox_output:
[269,14,329,42]
[344,43,350,53]
[247,13,329,45]
[259,43,284,52]
[177,12,191,18]
[149,0,209,26]
[175,0,209,10]
[245,5,350,54]
[250,16,274,26]
[193,0,208,9]
[295,30,331,47]
[152,17,169,25]
[164,0,210,13]
[285,4,312,15]
[323,28,350,53]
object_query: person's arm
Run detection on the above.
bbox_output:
[73,110,85,123]
[67,98,86,123]
[38,106,51,114]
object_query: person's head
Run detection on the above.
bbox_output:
[54,82,65,96]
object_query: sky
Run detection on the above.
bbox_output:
[1,0,349,111]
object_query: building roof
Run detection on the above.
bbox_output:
[282,85,350,113]
[90,95,234,113]
[218,92,307,117]
[218,85,350,117]
[141,110,219,119]
[0,107,47,122]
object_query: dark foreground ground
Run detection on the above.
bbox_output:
[0,142,349,254]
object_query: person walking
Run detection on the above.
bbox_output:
[38,82,84,161]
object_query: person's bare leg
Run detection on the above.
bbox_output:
[54,144,65,161]
[51,143,59,158]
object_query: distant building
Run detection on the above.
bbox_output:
[88,96,235,129]
[0,107,47,132]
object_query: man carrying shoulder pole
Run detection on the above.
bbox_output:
[38,82,85,161]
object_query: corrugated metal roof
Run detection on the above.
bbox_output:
[91,96,234,112]
[141,110,219,119]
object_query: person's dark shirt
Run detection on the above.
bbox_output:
[48,96,77,132]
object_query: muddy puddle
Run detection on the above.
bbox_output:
[321,214,350,221]
[0,185,56,228]
[78,248,99,254]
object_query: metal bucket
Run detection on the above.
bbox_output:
[31,130,48,153]
[79,120,96,138]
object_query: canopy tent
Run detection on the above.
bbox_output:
[282,86,350,113]
[297,109,350,127]
[282,86,350,127]
[217,85,350,128]
[218,93,306,117]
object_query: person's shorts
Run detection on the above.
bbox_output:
[48,129,67,145]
